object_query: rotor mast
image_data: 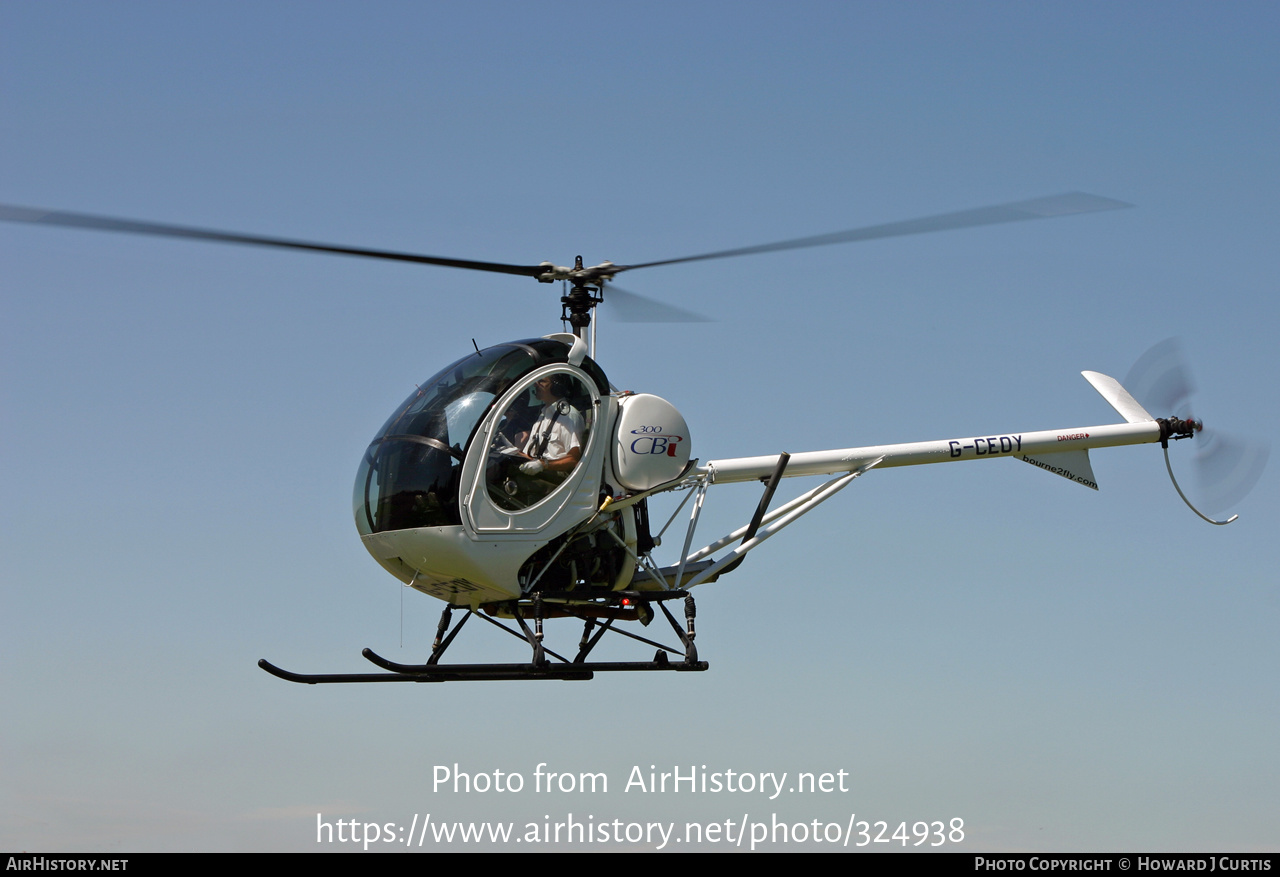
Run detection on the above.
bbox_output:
[557,255,604,339]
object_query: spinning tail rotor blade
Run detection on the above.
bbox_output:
[1194,430,1269,516]
[1126,337,1269,516]
[1124,337,1195,417]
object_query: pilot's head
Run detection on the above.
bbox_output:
[534,374,572,403]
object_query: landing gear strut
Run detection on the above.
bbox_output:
[257,591,707,684]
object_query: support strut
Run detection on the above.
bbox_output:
[259,592,709,684]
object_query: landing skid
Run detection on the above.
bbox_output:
[259,591,707,684]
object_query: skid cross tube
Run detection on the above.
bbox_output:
[258,590,708,683]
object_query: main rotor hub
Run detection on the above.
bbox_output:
[558,255,605,336]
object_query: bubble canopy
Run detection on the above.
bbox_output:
[354,338,608,536]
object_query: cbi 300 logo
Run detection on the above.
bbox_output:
[628,426,685,457]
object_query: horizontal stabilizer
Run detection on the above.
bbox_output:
[1082,371,1154,423]
[1019,449,1099,490]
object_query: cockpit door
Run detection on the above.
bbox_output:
[461,366,603,535]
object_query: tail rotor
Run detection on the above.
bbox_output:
[1126,338,1268,523]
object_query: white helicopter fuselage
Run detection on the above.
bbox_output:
[355,336,1167,611]
[355,335,695,607]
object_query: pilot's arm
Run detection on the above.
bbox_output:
[521,446,581,475]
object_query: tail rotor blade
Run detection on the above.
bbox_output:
[1124,337,1195,417]
[1194,429,1270,514]
[1128,338,1269,517]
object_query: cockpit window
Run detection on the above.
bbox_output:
[356,342,553,534]
[486,372,594,511]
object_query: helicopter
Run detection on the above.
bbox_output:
[1,194,1265,684]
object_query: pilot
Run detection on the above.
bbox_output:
[517,374,584,477]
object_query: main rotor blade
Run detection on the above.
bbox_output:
[617,192,1132,273]
[0,203,546,278]
[1,192,1131,284]
[603,285,713,323]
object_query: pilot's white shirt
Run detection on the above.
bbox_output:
[523,401,584,461]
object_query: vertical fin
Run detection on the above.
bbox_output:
[1082,371,1154,423]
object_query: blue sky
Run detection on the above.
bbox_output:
[2,1,1278,852]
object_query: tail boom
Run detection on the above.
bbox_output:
[702,420,1160,484]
